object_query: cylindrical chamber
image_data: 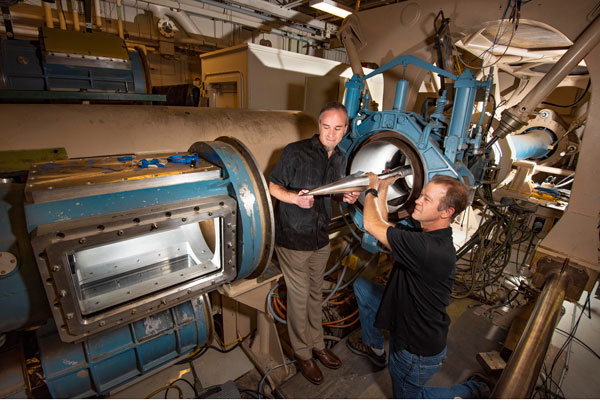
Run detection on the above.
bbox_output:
[0,105,318,176]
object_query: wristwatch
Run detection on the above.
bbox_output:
[365,188,378,198]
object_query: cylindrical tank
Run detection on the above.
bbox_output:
[0,105,318,176]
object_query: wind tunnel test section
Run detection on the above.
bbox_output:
[0,137,274,397]
[26,154,239,343]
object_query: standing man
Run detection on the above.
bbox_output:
[348,173,490,398]
[268,102,359,385]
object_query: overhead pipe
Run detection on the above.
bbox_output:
[71,0,80,31]
[338,15,366,78]
[56,0,67,29]
[123,0,325,42]
[116,0,123,38]
[42,0,54,28]
[488,13,600,148]
[191,0,317,35]
[94,0,102,29]
[491,267,571,398]
[147,3,201,35]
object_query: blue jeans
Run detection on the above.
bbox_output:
[353,277,489,399]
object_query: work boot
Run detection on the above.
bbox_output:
[297,358,323,385]
[313,348,342,369]
[346,333,387,369]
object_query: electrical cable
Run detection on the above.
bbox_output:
[322,309,359,325]
[267,283,288,325]
[321,263,348,306]
[554,327,600,360]
[145,385,183,399]
[239,388,267,398]
[453,0,520,70]
[257,360,296,399]
[540,292,591,398]
[322,316,360,329]
[164,378,197,398]
[542,80,591,108]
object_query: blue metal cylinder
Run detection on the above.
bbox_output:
[393,80,409,111]
[38,295,210,398]
[343,75,365,119]
[445,70,478,163]
[511,128,554,160]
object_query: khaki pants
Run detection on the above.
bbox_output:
[275,243,330,360]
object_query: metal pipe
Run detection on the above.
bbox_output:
[492,13,600,141]
[491,271,570,398]
[393,80,409,111]
[116,0,124,38]
[192,0,317,35]
[71,0,80,31]
[93,0,102,28]
[56,0,67,29]
[42,1,54,28]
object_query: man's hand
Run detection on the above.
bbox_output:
[367,172,378,189]
[342,191,359,204]
[379,174,400,190]
[295,189,314,209]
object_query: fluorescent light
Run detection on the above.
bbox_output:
[309,0,353,18]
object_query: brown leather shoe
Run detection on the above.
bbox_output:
[313,348,342,369]
[297,358,323,385]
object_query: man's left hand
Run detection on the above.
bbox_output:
[343,191,360,204]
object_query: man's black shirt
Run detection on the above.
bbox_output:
[269,135,346,251]
[374,225,456,356]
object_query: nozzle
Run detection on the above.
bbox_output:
[302,165,413,196]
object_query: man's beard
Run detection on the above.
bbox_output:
[323,144,335,153]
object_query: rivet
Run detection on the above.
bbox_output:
[52,265,61,272]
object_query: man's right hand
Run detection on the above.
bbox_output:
[295,189,314,209]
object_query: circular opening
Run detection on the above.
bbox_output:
[350,132,424,215]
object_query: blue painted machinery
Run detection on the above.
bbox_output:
[0,27,164,102]
[0,137,273,397]
[337,55,556,252]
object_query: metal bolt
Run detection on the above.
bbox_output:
[60,289,67,297]
[99,320,105,327]
[117,230,124,236]
[131,309,136,315]
[52,265,61,272]
[161,299,167,305]
[66,313,74,320]
[79,238,86,244]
